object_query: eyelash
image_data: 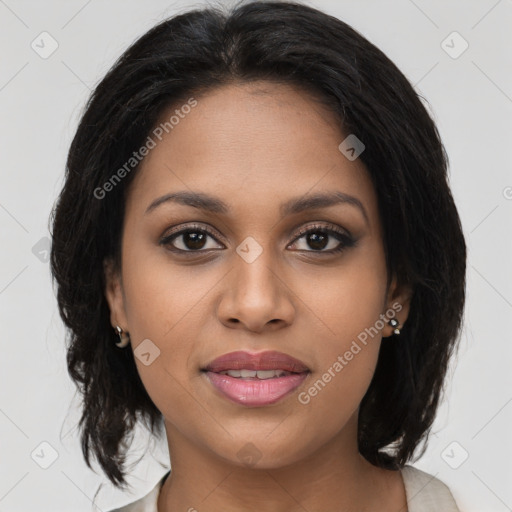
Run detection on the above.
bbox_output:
[159,222,356,256]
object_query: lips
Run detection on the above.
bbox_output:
[201,350,310,407]
[202,350,310,374]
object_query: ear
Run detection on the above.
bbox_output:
[103,257,129,331]
[382,274,413,338]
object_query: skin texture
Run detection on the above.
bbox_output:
[105,82,412,512]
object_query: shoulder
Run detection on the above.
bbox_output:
[105,472,169,512]
[105,466,461,512]
[401,465,461,512]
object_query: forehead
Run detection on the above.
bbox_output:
[126,81,379,226]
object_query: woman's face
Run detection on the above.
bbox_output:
[105,81,410,468]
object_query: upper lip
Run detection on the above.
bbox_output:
[202,350,310,373]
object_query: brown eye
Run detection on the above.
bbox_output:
[289,224,355,254]
[160,224,225,253]
[175,230,208,250]
[303,231,329,250]
[160,222,355,256]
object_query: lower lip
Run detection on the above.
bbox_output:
[204,371,309,407]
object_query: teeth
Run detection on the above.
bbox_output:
[255,370,280,379]
[219,369,291,379]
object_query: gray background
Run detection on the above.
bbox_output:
[0,0,511,510]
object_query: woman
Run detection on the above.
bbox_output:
[50,1,466,510]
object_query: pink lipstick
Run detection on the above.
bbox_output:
[202,350,310,407]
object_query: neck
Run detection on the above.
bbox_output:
[157,413,406,512]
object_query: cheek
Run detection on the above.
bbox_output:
[297,240,388,344]
[119,246,213,427]
[121,234,213,341]
[119,237,214,390]
[293,243,387,414]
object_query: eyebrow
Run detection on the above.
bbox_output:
[145,190,369,224]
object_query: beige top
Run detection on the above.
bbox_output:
[106,465,460,512]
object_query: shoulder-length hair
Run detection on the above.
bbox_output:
[50,0,466,489]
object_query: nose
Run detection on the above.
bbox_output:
[217,246,296,333]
